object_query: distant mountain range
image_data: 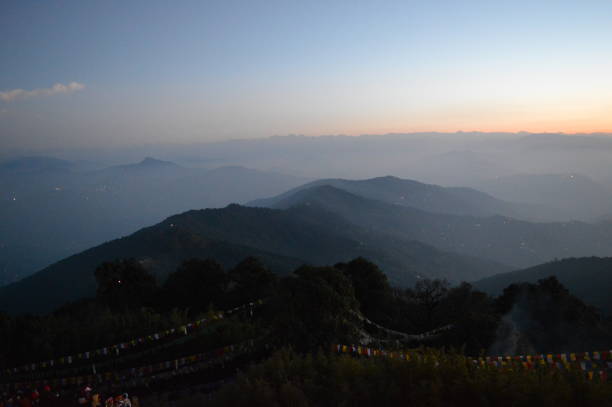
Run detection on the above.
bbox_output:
[0,156,306,284]
[250,176,547,219]
[5,169,612,314]
[474,257,612,315]
[85,133,612,188]
[473,173,612,222]
[0,156,76,173]
[0,203,505,314]
[250,179,612,269]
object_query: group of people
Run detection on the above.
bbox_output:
[0,385,139,407]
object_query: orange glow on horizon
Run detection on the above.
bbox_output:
[320,108,612,137]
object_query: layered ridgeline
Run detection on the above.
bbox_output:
[249,176,550,220]
[473,173,612,222]
[474,257,612,315]
[249,178,612,269]
[0,156,306,284]
[0,204,503,314]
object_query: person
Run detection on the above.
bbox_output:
[120,394,130,407]
[30,390,39,406]
[90,393,101,407]
[16,392,32,407]
[38,386,55,407]
[77,394,88,406]
[104,397,114,407]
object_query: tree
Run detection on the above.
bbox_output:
[94,258,158,309]
[228,257,277,305]
[406,279,450,330]
[269,266,360,351]
[494,277,611,353]
[336,257,392,323]
[162,258,228,313]
[436,282,499,353]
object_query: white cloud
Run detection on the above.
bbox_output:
[0,82,85,102]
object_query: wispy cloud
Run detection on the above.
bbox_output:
[0,82,85,102]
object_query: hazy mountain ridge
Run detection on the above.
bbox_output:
[1,156,66,171]
[473,173,612,222]
[59,132,612,221]
[0,157,307,284]
[74,133,612,186]
[251,183,612,269]
[250,175,552,221]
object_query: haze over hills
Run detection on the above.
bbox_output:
[250,176,552,221]
[0,156,306,285]
[41,133,612,222]
[54,133,612,187]
[4,138,612,308]
[474,257,612,315]
[6,167,612,312]
[0,203,506,314]
[473,173,612,222]
[250,181,612,269]
[0,156,76,173]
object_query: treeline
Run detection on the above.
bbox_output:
[0,256,495,369]
[1,255,611,374]
[0,257,275,368]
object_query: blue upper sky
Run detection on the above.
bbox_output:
[2,0,612,151]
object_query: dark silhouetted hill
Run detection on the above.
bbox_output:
[0,203,506,314]
[475,257,612,315]
[490,276,612,355]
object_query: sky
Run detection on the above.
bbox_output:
[1,0,612,152]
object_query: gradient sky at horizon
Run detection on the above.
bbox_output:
[2,0,612,151]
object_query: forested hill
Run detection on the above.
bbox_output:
[0,204,504,314]
[250,184,612,269]
[474,257,612,315]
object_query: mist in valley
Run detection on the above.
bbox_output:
[3,132,612,287]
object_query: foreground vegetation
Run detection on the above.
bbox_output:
[212,349,612,407]
[1,256,611,405]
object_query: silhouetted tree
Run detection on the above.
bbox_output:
[94,258,158,309]
[494,276,610,353]
[269,266,360,351]
[406,278,450,330]
[162,258,228,313]
[228,257,277,305]
[336,257,392,323]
